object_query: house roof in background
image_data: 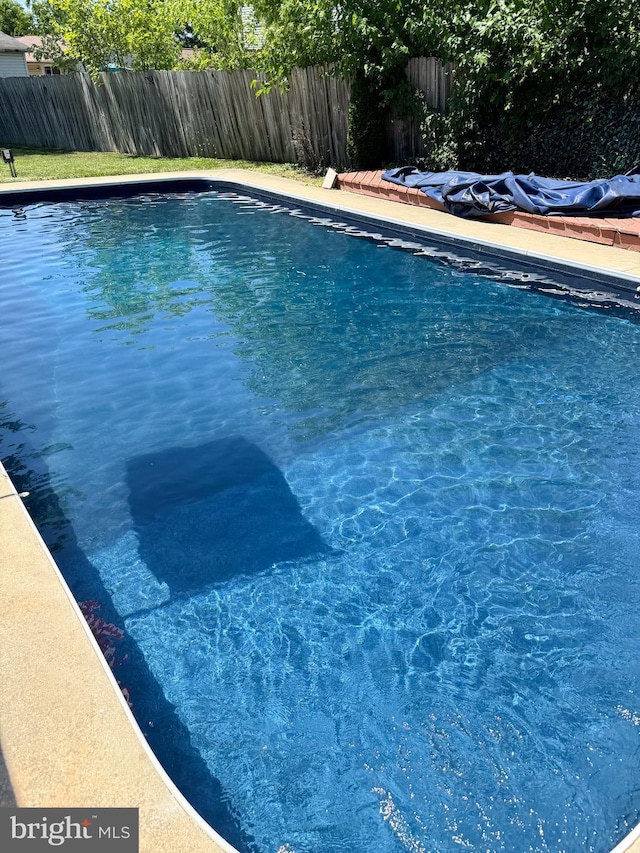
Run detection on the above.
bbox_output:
[0,31,29,53]
[14,35,45,63]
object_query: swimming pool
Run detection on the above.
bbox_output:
[1,182,640,853]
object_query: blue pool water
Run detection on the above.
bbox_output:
[1,190,640,853]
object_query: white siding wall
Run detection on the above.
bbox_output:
[0,52,29,77]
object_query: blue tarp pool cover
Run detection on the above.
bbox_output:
[382,166,640,219]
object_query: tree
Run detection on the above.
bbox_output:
[186,0,254,69]
[435,0,640,175]
[252,0,444,168]
[30,0,254,74]
[30,0,187,72]
[250,0,640,174]
[0,0,34,35]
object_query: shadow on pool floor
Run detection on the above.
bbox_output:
[126,435,331,595]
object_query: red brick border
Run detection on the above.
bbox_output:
[337,171,640,252]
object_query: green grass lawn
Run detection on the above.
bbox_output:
[0,147,324,185]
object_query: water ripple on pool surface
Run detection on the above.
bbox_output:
[1,192,640,853]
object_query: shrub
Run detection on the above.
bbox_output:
[421,1,640,179]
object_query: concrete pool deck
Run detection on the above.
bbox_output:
[1,169,639,853]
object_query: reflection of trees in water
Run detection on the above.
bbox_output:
[64,197,220,333]
[0,401,72,551]
[65,195,556,440]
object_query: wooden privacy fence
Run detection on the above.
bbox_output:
[0,59,453,167]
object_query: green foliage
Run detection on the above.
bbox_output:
[184,0,254,70]
[425,0,640,178]
[30,0,252,74]
[252,1,442,168]
[419,105,458,172]
[252,0,640,177]
[0,0,34,35]
[30,0,182,73]
[497,92,640,179]
[253,0,435,81]
[346,71,387,170]
[174,48,219,71]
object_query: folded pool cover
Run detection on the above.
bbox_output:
[382,165,640,219]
